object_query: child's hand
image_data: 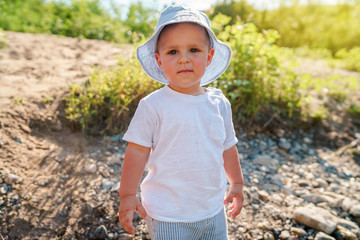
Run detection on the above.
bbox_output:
[119,195,147,235]
[224,183,244,218]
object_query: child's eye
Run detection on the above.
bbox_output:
[168,50,177,55]
[190,48,199,52]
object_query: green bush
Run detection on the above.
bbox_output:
[347,104,360,118]
[124,2,157,42]
[0,0,127,42]
[0,28,6,48]
[298,74,360,120]
[64,13,359,135]
[255,2,360,53]
[211,1,360,53]
[292,46,333,59]
[65,52,162,135]
[65,14,304,135]
[335,47,360,72]
[210,14,301,121]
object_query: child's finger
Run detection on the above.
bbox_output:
[228,199,243,218]
[136,203,148,220]
[228,202,235,210]
[122,211,135,235]
[223,192,234,204]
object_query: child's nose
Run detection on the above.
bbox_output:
[178,52,190,64]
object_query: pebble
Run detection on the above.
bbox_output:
[2,129,360,239]
[258,190,269,201]
[4,173,22,184]
[338,218,360,237]
[341,197,358,211]
[290,227,307,237]
[335,225,358,240]
[118,233,134,239]
[95,225,108,239]
[279,138,291,150]
[314,231,335,240]
[293,205,338,234]
[101,179,115,191]
[279,230,291,239]
[349,204,360,217]
[84,163,97,173]
[13,137,23,143]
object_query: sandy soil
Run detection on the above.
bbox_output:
[0,31,132,239]
[0,31,131,108]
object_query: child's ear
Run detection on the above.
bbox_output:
[207,48,215,66]
[155,52,163,70]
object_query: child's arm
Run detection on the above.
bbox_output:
[119,142,151,235]
[223,144,244,219]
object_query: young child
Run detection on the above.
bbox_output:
[119,5,244,239]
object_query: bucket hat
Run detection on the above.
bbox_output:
[136,5,232,86]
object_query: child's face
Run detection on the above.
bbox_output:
[155,23,214,95]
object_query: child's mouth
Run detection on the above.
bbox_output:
[178,69,193,73]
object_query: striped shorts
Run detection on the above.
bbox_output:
[145,209,228,240]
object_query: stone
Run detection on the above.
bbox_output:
[298,179,311,187]
[13,137,23,143]
[301,194,328,204]
[279,230,291,239]
[253,155,279,170]
[258,190,270,201]
[101,179,114,191]
[301,194,341,208]
[95,225,108,239]
[118,233,134,239]
[4,173,23,184]
[314,232,335,240]
[341,198,358,212]
[279,138,291,150]
[315,178,328,188]
[275,129,285,138]
[338,218,360,237]
[290,227,307,237]
[334,225,358,240]
[293,205,338,234]
[0,186,7,194]
[349,204,360,217]
[303,137,312,144]
[84,163,97,173]
[19,124,31,134]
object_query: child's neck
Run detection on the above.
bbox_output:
[168,84,207,96]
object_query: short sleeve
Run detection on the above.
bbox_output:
[122,100,157,148]
[223,98,238,150]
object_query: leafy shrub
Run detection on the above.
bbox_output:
[0,0,127,42]
[298,74,360,120]
[299,74,359,101]
[210,14,301,121]
[334,47,360,72]
[0,28,6,48]
[65,14,305,135]
[124,2,157,42]
[212,1,360,53]
[65,52,162,135]
[257,2,360,53]
[292,46,333,59]
[347,104,360,118]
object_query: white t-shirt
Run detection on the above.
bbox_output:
[123,85,238,222]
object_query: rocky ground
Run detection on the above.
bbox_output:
[0,31,360,240]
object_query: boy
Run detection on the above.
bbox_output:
[119,5,244,239]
